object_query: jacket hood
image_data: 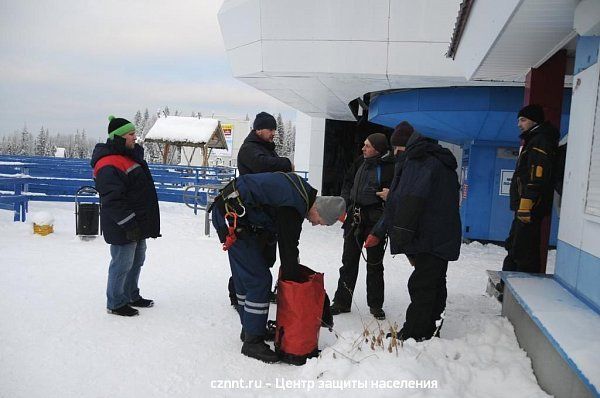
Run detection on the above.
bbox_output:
[405,132,457,170]
[244,130,276,151]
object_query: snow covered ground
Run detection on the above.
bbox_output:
[0,202,554,398]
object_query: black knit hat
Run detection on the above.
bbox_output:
[253,112,277,131]
[107,115,135,139]
[366,133,389,154]
[518,104,545,124]
[391,121,414,147]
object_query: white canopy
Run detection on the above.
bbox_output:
[145,116,227,149]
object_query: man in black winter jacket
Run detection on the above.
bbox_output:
[330,133,394,320]
[237,112,293,175]
[503,105,559,273]
[91,115,160,317]
[225,112,294,307]
[374,125,461,341]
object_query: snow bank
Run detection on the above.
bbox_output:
[29,211,54,225]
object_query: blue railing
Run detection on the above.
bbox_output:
[0,155,237,221]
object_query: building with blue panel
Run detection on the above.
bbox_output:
[218,1,600,396]
[368,86,571,244]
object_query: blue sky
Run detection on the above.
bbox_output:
[0,0,294,139]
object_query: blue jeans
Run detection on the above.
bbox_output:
[107,239,146,310]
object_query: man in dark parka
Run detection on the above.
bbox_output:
[91,115,160,317]
[225,112,294,306]
[330,133,394,320]
[503,104,559,273]
[374,126,461,341]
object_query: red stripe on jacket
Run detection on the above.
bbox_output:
[93,155,139,178]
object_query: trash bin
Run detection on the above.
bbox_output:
[75,186,100,237]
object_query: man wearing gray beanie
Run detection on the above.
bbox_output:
[211,172,344,363]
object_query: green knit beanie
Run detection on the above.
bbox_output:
[107,115,135,139]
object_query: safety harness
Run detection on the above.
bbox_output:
[211,173,311,251]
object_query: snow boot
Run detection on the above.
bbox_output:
[370,307,386,320]
[107,304,139,317]
[330,302,351,315]
[241,335,279,363]
[130,297,154,308]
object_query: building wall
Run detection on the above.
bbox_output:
[307,117,325,192]
[556,38,600,311]
[294,112,312,174]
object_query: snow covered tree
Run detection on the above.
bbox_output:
[142,110,160,163]
[77,129,89,158]
[44,128,55,157]
[274,113,286,156]
[284,120,296,161]
[34,126,50,156]
[134,110,144,134]
[73,130,82,158]
[16,125,33,156]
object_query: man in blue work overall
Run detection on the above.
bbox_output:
[211,172,345,363]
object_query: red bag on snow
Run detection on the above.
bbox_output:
[275,264,325,365]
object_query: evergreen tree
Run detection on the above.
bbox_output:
[79,129,89,158]
[45,128,55,157]
[274,113,285,156]
[18,125,33,155]
[142,110,160,163]
[284,120,296,161]
[34,126,49,156]
[134,110,144,134]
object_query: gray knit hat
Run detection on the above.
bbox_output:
[313,196,346,226]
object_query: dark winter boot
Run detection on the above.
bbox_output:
[330,302,351,315]
[241,335,279,363]
[370,307,386,320]
[130,297,154,308]
[107,305,139,317]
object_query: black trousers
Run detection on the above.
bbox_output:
[402,253,448,340]
[502,216,542,273]
[333,226,385,309]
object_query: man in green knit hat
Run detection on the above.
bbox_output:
[90,115,161,316]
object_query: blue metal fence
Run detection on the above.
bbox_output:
[0,155,237,221]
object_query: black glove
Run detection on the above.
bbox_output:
[126,226,142,242]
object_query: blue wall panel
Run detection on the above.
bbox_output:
[369,86,571,145]
[576,250,600,312]
[555,239,600,313]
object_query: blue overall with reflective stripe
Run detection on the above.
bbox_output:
[212,173,309,337]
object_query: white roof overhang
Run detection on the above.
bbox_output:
[218,0,493,120]
[451,0,578,82]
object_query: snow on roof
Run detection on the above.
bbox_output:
[54,147,65,158]
[144,116,227,149]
